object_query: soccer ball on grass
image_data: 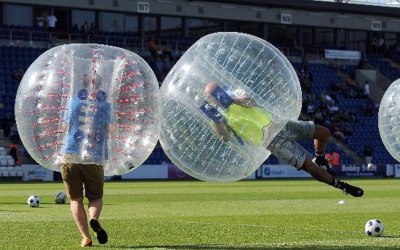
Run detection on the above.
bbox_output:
[54,191,67,204]
[365,219,384,237]
[27,195,40,208]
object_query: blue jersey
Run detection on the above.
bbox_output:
[64,89,112,162]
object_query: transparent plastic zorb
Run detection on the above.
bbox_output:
[15,44,160,175]
[160,32,302,182]
[378,78,400,162]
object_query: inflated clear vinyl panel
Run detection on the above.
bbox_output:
[160,32,302,182]
[378,78,400,162]
[15,44,160,175]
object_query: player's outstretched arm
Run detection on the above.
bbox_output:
[233,97,258,108]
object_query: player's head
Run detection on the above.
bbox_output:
[204,81,217,98]
[204,81,234,109]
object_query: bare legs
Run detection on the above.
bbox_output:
[301,156,333,185]
[70,197,103,240]
[70,197,91,240]
[313,125,330,154]
[89,198,103,220]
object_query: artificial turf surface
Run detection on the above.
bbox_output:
[0,179,399,249]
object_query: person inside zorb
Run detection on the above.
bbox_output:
[61,73,112,247]
[203,82,364,197]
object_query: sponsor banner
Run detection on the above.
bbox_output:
[335,164,386,177]
[22,164,54,181]
[121,164,168,179]
[325,49,361,60]
[262,165,311,178]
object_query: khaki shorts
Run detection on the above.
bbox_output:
[60,162,104,200]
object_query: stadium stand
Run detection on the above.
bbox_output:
[0,0,399,167]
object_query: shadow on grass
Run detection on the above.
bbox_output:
[101,245,400,250]
[380,235,400,239]
[101,245,268,249]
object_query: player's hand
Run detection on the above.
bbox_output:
[235,97,258,108]
[212,122,230,142]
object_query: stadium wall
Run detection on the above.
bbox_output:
[3,163,397,182]
[1,0,400,32]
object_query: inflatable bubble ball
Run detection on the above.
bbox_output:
[160,32,302,182]
[379,78,400,162]
[15,44,160,175]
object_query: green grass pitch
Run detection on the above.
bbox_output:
[1,179,400,249]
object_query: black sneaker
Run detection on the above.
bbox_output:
[312,157,336,176]
[89,219,108,244]
[339,182,364,197]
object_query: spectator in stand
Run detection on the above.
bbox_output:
[363,144,373,165]
[378,37,387,56]
[363,99,376,117]
[321,90,336,104]
[331,151,340,167]
[306,103,316,116]
[154,57,164,81]
[36,16,45,30]
[72,24,80,35]
[314,108,325,125]
[303,88,316,106]
[89,22,97,35]
[327,100,339,113]
[147,37,158,61]
[343,108,357,123]
[342,121,353,136]
[46,10,57,33]
[107,20,121,33]
[325,151,340,167]
[299,70,312,92]
[331,123,346,143]
[343,85,358,98]
[81,22,89,34]
[9,143,20,165]
[363,80,370,98]
[13,69,24,81]
[162,44,175,63]
[330,80,346,96]
[1,113,13,138]
[371,36,379,53]
[9,122,20,143]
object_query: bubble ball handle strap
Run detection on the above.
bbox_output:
[96,90,107,102]
[78,89,88,100]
